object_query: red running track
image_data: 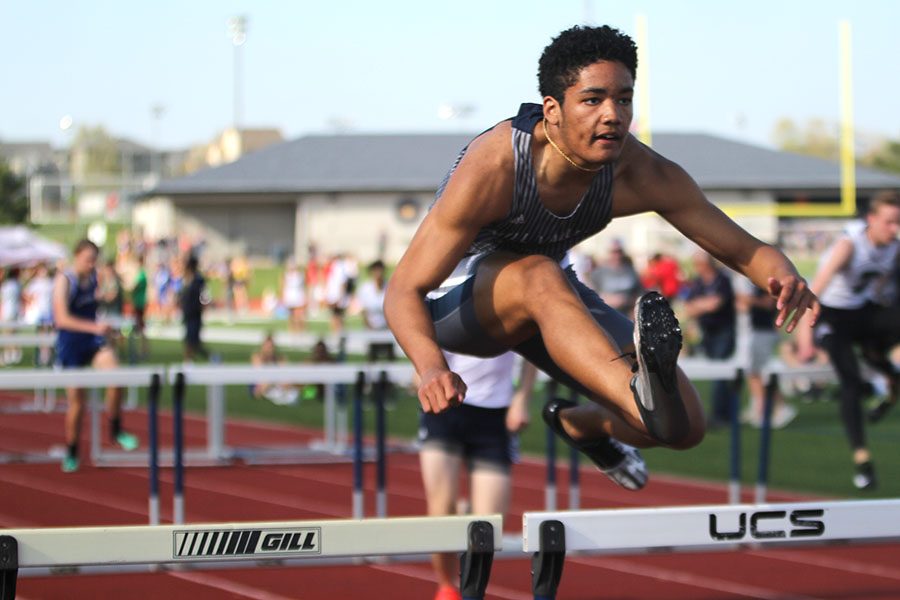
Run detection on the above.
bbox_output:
[2,406,900,600]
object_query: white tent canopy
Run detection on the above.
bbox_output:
[0,226,67,268]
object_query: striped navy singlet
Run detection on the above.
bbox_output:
[435,103,615,263]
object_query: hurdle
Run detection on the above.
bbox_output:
[756,360,839,503]
[0,514,501,600]
[0,322,143,414]
[164,362,417,522]
[523,498,900,599]
[0,365,166,465]
[168,361,416,466]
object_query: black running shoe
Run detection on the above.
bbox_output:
[868,398,896,424]
[630,291,687,444]
[542,397,648,491]
[868,375,898,423]
[853,461,877,490]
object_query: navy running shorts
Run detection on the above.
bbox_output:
[419,404,517,473]
[427,263,634,397]
[56,335,105,368]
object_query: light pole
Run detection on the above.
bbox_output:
[227,15,248,130]
[150,103,166,179]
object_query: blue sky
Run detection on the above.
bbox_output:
[2,0,898,151]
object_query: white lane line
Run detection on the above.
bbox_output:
[749,549,900,582]
[572,555,823,600]
[168,571,298,600]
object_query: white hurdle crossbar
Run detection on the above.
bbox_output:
[4,514,501,568]
[523,498,900,554]
[0,515,500,600]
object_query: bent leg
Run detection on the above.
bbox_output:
[470,254,703,448]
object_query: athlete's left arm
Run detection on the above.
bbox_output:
[645,159,819,332]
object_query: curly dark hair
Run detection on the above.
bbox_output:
[538,25,638,102]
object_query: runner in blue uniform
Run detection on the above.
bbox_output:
[53,240,139,472]
[385,25,819,490]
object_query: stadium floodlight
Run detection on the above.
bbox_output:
[227,15,248,129]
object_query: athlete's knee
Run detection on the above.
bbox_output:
[514,255,572,302]
[93,347,119,369]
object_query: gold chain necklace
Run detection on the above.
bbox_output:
[542,119,604,173]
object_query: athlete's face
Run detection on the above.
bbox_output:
[73,247,98,277]
[548,60,634,165]
[866,204,900,246]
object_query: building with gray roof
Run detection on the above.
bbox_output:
[138,131,900,263]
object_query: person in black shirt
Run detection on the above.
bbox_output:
[735,278,797,428]
[684,251,738,427]
[180,255,208,361]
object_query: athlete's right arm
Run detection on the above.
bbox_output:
[52,273,106,335]
[385,126,513,414]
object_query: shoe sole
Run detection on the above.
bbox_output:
[633,292,682,411]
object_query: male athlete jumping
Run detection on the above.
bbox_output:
[385,25,819,489]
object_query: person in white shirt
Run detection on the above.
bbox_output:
[418,351,536,600]
[1,267,23,364]
[325,254,355,332]
[357,260,395,362]
[280,258,307,332]
[24,263,55,365]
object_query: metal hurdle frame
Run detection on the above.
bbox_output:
[166,362,417,467]
[0,366,166,465]
[0,514,501,600]
[523,498,900,599]
[0,321,143,415]
[0,331,58,415]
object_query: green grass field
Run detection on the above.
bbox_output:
[121,338,898,501]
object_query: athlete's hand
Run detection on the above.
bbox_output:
[418,367,467,413]
[767,276,820,333]
[94,322,113,337]
[505,390,531,433]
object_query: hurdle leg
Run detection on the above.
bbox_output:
[531,520,565,600]
[459,521,495,600]
[755,373,778,504]
[206,383,226,461]
[324,383,337,450]
[728,369,744,504]
[352,371,365,520]
[90,387,102,464]
[173,372,185,525]
[567,389,580,510]
[544,381,558,511]
[148,373,161,525]
[375,370,388,518]
[0,535,17,600]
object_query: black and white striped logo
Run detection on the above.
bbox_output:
[173,528,321,559]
